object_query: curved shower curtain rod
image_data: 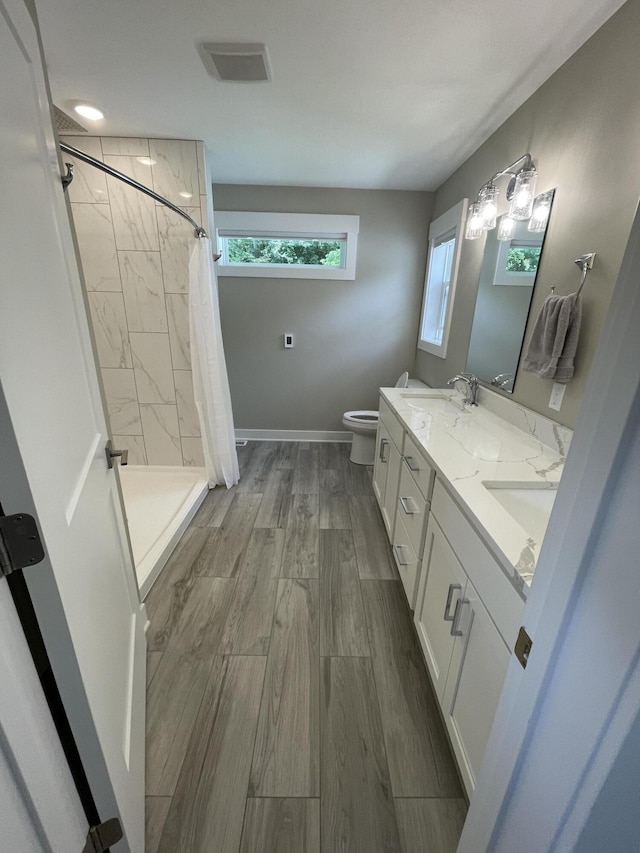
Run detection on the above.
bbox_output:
[59,141,212,244]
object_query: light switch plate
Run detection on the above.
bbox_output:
[549,382,566,411]
[283,333,294,348]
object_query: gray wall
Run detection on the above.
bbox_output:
[213,185,433,431]
[414,0,640,428]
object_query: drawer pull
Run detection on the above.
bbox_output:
[393,544,409,566]
[451,598,470,637]
[399,496,419,515]
[404,455,420,472]
[379,438,389,463]
[444,583,462,621]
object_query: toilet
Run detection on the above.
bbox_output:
[343,373,424,465]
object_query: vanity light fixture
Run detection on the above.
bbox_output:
[509,169,538,220]
[465,202,485,240]
[479,184,499,230]
[464,153,540,240]
[497,215,517,242]
[527,191,553,232]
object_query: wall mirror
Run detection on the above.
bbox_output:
[466,189,555,392]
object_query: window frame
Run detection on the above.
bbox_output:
[215,211,360,280]
[417,198,468,359]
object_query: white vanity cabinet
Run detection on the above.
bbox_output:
[414,480,524,795]
[372,398,404,538]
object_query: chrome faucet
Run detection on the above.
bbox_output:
[448,372,479,406]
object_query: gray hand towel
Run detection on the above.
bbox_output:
[522,292,582,383]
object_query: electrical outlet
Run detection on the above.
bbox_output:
[548,382,566,411]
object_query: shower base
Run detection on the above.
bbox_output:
[118,465,208,599]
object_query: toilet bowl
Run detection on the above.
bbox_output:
[342,373,424,465]
[341,410,379,465]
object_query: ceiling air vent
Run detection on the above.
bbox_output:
[53,105,88,133]
[199,43,272,83]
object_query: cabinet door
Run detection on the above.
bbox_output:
[382,436,402,538]
[372,420,391,508]
[414,516,467,702]
[443,579,510,795]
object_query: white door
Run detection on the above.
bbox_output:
[0,579,87,851]
[0,2,145,850]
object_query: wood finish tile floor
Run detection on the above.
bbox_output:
[145,441,467,853]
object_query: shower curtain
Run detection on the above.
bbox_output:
[188,237,239,488]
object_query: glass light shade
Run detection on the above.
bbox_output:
[479,185,499,230]
[509,169,538,220]
[497,215,517,241]
[465,202,484,240]
[528,194,552,232]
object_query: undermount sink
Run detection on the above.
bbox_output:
[398,390,465,414]
[483,481,558,543]
[398,390,448,399]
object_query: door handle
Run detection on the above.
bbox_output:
[443,583,462,621]
[393,544,409,566]
[105,441,129,469]
[403,455,420,472]
[379,438,389,463]
[450,598,469,637]
[399,496,418,515]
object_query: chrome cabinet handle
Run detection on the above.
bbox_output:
[443,583,462,621]
[393,544,409,566]
[404,455,420,472]
[379,438,389,463]
[399,496,418,515]
[105,440,129,469]
[450,598,469,637]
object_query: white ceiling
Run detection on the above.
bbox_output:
[36,0,624,191]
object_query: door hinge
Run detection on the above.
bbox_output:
[514,626,533,669]
[0,513,45,578]
[82,818,123,853]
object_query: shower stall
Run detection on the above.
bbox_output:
[60,133,215,596]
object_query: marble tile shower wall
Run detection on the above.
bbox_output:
[62,135,210,467]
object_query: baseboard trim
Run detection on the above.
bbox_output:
[235,429,352,443]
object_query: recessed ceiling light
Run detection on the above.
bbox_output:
[179,191,193,199]
[136,157,157,166]
[73,103,104,121]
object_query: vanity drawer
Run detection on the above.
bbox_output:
[431,480,524,648]
[402,433,436,501]
[397,464,428,557]
[392,513,420,609]
[379,396,404,451]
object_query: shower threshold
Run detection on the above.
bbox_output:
[118,465,208,598]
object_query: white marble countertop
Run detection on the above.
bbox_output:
[380,387,566,595]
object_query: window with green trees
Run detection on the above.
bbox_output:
[225,237,344,267]
[215,212,360,279]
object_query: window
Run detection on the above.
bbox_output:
[215,211,359,279]
[418,199,468,358]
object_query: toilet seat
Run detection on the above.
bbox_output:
[342,410,379,431]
